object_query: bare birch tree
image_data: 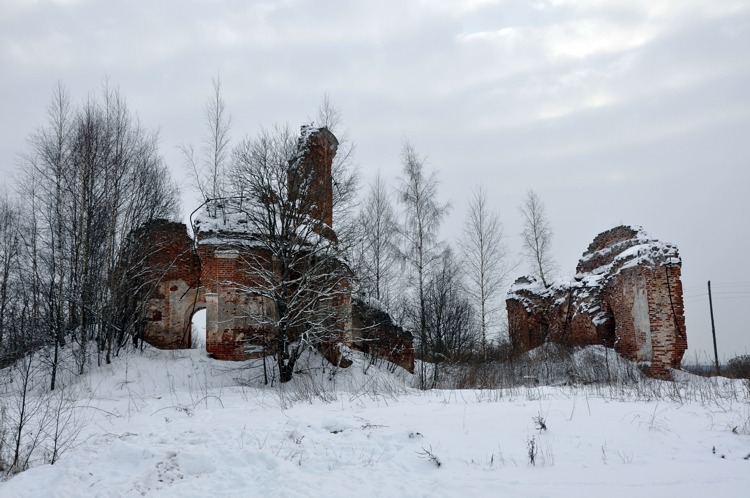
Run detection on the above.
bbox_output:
[352,172,400,310]
[396,142,450,389]
[0,192,21,353]
[424,248,477,367]
[15,82,180,378]
[460,186,514,361]
[181,74,232,203]
[225,125,355,383]
[519,189,556,287]
[0,80,178,474]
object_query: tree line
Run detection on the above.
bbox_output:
[347,146,557,388]
[0,79,558,388]
[180,80,558,387]
[0,82,180,384]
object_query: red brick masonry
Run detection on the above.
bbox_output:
[507,226,687,379]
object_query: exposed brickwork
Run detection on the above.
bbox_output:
[198,247,278,361]
[351,298,415,373]
[505,277,612,353]
[507,226,687,379]
[289,126,338,234]
[132,127,414,372]
[136,221,202,350]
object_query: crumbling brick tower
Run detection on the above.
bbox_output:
[193,126,348,361]
[507,226,687,379]
[289,125,337,229]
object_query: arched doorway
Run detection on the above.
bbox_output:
[191,308,207,350]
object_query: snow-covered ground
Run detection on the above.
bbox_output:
[1,347,748,497]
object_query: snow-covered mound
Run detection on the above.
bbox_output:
[1,346,748,497]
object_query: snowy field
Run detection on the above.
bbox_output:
[1,347,749,497]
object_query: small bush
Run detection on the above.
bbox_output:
[527,436,537,466]
[724,355,750,380]
[417,446,442,468]
[533,413,547,432]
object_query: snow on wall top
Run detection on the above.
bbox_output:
[192,198,338,251]
[291,125,338,164]
[192,198,261,247]
[508,225,681,319]
[507,275,569,302]
[576,225,680,276]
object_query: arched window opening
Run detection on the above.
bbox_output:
[191,308,207,350]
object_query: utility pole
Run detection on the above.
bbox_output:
[707,280,720,374]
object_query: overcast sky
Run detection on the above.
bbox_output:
[1,0,749,361]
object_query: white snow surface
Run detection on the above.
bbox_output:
[1,347,749,497]
[192,198,335,252]
[192,199,255,240]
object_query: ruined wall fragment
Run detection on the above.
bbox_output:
[351,298,415,373]
[134,220,202,349]
[507,226,687,379]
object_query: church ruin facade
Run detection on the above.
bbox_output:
[507,226,687,379]
[130,127,414,373]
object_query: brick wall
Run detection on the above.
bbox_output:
[138,220,202,350]
[351,299,415,373]
[507,226,687,379]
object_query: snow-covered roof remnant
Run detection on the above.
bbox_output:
[508,226,681,307]
[507,272,611,332]
[507,276,562,313]
[192,198,261,248]
[507,224,687,380]
[576,225,680,278]
[508,275,570,301]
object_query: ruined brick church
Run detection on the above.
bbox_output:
[507,225,687,379]
[126,124,687,380]
[130,126,414,373]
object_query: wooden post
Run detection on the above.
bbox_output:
[708,280,720,374]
